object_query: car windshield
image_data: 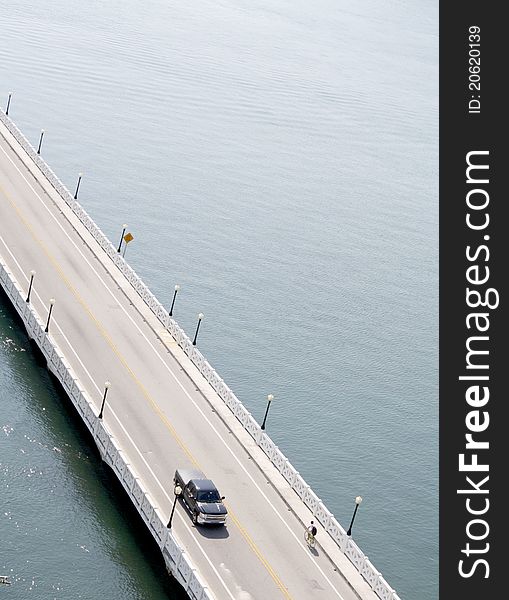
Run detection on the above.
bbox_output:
[197,490,221,503]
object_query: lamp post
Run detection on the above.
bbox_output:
[261,394,274,430]
[6,92,12,116]
[192,313,204,345]
[26,270,36,303]
[167,483,183,528]
[44,298,55,333]
[117,224,127,253]
[98,381,111,419]
[347,496,363,536]
[169,284,180,317]
[37,129,45,154]
[74,173,83,200]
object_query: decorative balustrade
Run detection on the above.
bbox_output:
[0,110,401,600]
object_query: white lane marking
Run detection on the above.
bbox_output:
[177,520,238,600]
[0,238,238,600]
[219,563,255,600]
[0,140,346,598]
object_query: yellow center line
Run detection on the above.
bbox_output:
[0,171,293,600]
[225,503,293,599]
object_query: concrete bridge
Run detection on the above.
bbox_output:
[0,109,400,600]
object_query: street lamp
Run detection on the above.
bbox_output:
[192,313,204,345]
[169,284,180,317]
[26,270,36,303]
[346,496,363,536]
[98,381,111,419]
[6,92,12,116]
[167,483,183,528]
[261,394,274,430]
[117,224,128,253]
[73,173,83,200]
[44,298,55,333]
[37,129,45,155]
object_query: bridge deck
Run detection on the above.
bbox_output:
[0,119,380,600]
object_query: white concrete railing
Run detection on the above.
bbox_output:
[0,110,401,600]
[0,256,213,600]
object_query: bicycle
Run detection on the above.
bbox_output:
[304,526,316,548]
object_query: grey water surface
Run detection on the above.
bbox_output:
[0,1,438,598]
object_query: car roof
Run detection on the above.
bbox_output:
[193,479,218,492]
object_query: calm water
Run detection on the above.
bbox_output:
[0,1,438,598]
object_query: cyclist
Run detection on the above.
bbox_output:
[308,521,317,537]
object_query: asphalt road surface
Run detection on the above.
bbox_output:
[0,120,381,600]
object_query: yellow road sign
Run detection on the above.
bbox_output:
[123,232,134,243]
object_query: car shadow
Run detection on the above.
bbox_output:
[194,524,230,539]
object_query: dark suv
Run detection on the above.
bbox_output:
[174,468,228,525]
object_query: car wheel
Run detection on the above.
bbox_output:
[192,512,198,525]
